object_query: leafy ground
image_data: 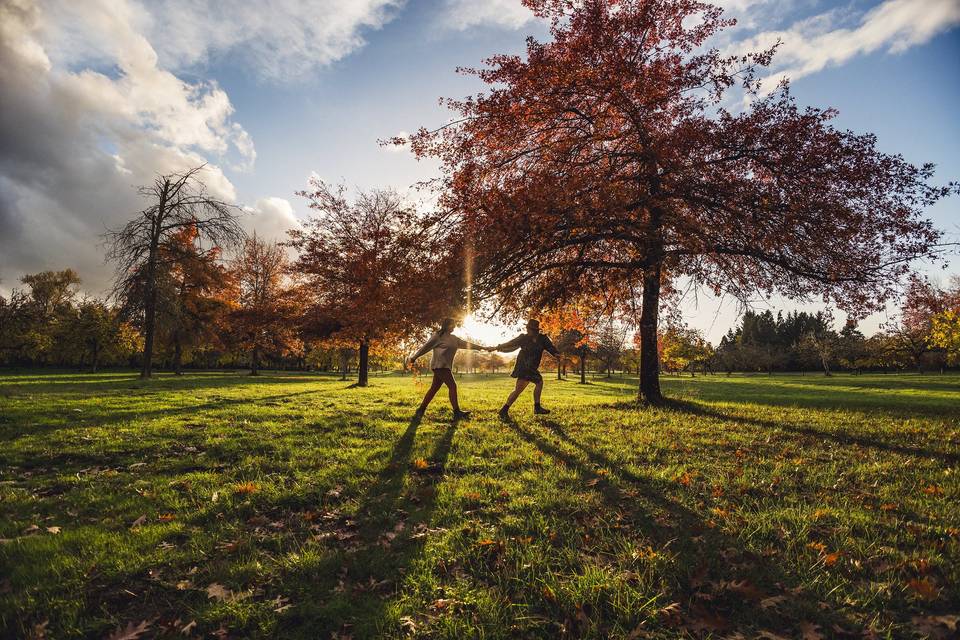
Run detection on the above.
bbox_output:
[1,370,958,639]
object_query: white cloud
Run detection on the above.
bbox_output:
[134,0,401,82]
[0,0,245,294]
[441,0,536,30]
[730,0,960,91]
[243,197,301,243]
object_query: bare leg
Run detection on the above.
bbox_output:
[418,371,445,412]
[437,369,461,412]
[501,379,529,414]
[533,380,543,406]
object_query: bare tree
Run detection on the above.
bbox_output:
[104,166,245,378]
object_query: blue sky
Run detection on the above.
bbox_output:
[1,0,958,342]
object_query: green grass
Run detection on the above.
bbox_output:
[1,371,958,639]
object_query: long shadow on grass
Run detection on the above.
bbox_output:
[657,399,960,465]
[0,387,333,446]
[687,378,960,418]
[278,413,461,638]
[501,416,862,636]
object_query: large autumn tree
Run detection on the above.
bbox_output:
[105,166,245,378]
[404,0,956,402]
[289,180,460,386]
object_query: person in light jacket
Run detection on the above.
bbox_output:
[407,317,488,419]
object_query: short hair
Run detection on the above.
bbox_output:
[526,318,540,330]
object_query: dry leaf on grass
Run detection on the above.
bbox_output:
[911,615,959,639]
[206,583,231,601]
[759,594,787,610]
[907,577,939,600]
[104,620,151,640]
[233,482,258,495]
[800,622,825,640]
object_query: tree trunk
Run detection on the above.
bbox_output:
[139,184,168,379]
[579,350,587,384]
[91,341,99,374]
[140,271,157,378]
[638,263,663,403]
[173,334,183,375]
[358,340,370,387]
[250,343,260,376]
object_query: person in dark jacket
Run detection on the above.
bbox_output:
[492,319,560,419]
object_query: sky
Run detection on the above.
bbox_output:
[1,0,958,345]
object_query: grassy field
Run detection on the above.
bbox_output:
[1,371,958,639]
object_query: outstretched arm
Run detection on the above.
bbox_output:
[493,335,525,353]
[543,335,561,358]
[454,336,487,351]
[409,333,440,362]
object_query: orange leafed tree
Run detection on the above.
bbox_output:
[230,235,298,376]
[159,225,236,375]
[540,303,601,384]
[403,0,956,403]
[288,180,462,386]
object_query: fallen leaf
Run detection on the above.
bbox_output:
[104,620,151,640]
[800,622,825,640]
[921,485,944,496]
[755,631,790,640]
[158,514,176,522]
[28,620,48,640]
[206,583,231,601]
[180,620,196,635]
[724,579,765,601]
[911,614,959,639]
[685,603,730,633]
[45,526,61,534]
[233,482,257,495]
[412,458,429,470]
[907,577,939,601]
[759,595,787,611]
[823,551,842,567]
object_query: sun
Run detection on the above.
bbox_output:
[458,313,516,347]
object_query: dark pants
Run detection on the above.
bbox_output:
[419,368,460,411]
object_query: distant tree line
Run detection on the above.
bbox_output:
[1,267,957,377]
[1,164,957,380]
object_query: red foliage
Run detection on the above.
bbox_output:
[403,0,956,400]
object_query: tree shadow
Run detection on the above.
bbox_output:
[685,378,960,418]
[0,387,327,446]
[498,416,863,635]
[275,413,463,637]
[657,399,960,465]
